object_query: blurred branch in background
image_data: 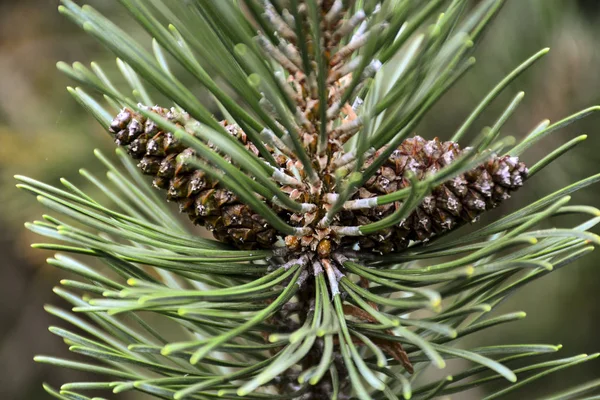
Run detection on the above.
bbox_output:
[0,1,128,398]
[1,0,600,399]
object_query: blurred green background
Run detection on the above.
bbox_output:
[1,0,599,398]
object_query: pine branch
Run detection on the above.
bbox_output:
[15,0,600,399]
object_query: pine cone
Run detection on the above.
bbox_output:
[109,108,527,254]
[340,136,528,253]
[109,106,281,250]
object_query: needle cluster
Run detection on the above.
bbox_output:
[17,1,600,399]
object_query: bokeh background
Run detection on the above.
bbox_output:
[1,0,600,398]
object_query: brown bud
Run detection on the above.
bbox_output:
[317,239,332,258]
[285,236,301,252]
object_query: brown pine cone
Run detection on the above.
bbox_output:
[109,106,281,250]
[340,136,528,253]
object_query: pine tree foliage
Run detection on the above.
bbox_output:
[16,0,600,399]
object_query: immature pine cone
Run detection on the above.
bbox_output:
[109,107,527,254]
